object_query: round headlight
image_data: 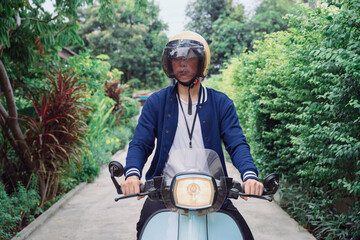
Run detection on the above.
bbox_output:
[171,174,216,210]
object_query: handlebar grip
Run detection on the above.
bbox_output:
[239,185,244,193]
[232,181,243,192]
[140,184,145,193]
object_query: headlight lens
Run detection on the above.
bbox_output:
[172,174,216,210]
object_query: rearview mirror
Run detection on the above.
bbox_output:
[109,161,124,194]
[263,173,279,195]
[109,161,124,177]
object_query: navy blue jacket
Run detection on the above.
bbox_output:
[125,84,258,182]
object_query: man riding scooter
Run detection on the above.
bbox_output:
[121,31,263,239]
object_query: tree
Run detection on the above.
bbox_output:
[185,0,296,75]
[0,0,113,204]
[185,0,229,42]
[77,0,169,88]
[244,0,296,51]
[209,4,246,73]
[186,0,247,74]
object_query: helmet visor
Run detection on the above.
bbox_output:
[162,39,205,78]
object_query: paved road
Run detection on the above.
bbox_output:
[24,146,315,240]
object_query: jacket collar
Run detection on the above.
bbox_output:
[170,83,208,104]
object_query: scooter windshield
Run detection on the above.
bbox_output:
[163,148,225,181]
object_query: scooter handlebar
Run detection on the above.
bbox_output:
[228,174,279,202]
[114,176,163,202]
[114,185,148,201]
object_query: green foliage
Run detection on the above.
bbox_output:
[0,2,16,49]
[87,92,116,142]
[89,121,136,165]
[23,67,89,203]
[86,92,139,166]
[77,151,101,182]
[213,1,360,238]
[0,0,114,193]
[209,4,247,73]
[280,183,360,239]
[0,181,40,240]
[66,50,112,93]
[186,0,296,75]
[186,0,245,74]
[59,150,100,191]
[1,0,138,238]
[185,0,229,41]
[77,0,169,89]
[245,0,296,51]
[1,51,138,238]
[120,96,140,120]
[0,0,89,78]
[66,51,139,167]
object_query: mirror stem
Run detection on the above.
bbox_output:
[110,169,123,194]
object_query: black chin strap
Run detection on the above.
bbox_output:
[177,78,196,115]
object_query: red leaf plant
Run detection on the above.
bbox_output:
[22,68,89,204]
[104,80,128,113]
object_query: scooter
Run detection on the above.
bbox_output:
[109,148,279,240]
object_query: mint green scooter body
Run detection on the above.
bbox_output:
[140,210,244,240]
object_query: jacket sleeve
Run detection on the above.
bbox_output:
[124,96,157,179]
[220,98,259,182]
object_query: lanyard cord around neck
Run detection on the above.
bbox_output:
[177,94,199,149]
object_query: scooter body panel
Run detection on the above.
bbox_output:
[140,210,244,240]
[178,211,207,240]
[140,211,178,240]
[207,212,244,240]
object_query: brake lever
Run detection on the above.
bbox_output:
[238,193,273,202]
[115,192,149,201]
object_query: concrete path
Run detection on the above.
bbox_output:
[20,146,315,240]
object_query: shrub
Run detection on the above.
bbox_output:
[86,93,139,166]
[213,1,360,238]
[0,181,40,240]
[23,67,89,205]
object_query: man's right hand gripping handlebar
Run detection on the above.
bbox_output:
[120,175,144,200]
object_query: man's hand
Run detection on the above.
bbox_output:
[241,178,264,201]
[121,175,143,200]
